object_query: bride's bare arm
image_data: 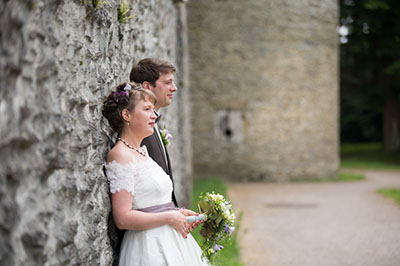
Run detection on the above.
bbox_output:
[111,190,189,238]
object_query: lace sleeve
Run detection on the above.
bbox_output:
[105,161,136,195]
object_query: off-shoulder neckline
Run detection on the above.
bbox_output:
[104,158,151,168]
[105,145,150,167]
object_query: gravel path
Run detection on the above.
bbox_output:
[228,170,400,266]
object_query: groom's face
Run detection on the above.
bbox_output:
[150,72,177,110]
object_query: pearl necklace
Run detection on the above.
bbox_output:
[118,138,147,157]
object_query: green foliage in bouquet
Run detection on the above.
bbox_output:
[196,192,236,264]
[191,178,243,265]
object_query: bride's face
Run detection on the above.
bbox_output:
[130,99,157,137]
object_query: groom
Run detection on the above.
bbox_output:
[129,58,179,207]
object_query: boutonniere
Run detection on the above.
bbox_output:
[160,128,173,148]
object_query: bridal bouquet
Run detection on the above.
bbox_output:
[192,192,236,263]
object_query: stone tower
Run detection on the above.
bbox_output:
[187,0,339,181]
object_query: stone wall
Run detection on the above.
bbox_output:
[187,0,339,181]
[0,0,190,265]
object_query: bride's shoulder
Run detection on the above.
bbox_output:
[106,144,147,167]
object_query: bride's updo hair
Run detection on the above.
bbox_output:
[102,82,157,134]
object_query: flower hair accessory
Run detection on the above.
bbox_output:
[122,84,131,91]
[112,83,131,103]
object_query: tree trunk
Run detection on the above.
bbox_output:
[383,85,400,151]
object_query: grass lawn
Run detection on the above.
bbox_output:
[341,142,400,170]
[341,143,400,203]
[190,178,243,266]
[377,188,400,205]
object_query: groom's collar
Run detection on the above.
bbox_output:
[154,110,162,123]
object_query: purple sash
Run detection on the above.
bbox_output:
[136,202,176,213]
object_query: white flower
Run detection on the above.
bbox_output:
[223,210,230,219]
[221,204,228,212]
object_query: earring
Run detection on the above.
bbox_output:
[127,122,130,126]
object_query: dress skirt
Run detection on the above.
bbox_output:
[119,225,209,266]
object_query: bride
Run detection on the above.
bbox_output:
[102,82,209,266]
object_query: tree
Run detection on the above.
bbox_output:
[340,0,400,151]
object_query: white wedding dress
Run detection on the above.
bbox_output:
[105,153,210,266]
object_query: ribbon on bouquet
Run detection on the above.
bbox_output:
[186,201,207,223]
[186,214,207,223]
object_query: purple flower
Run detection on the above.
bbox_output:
[213,244,224,252]
[112,90,129,103]
[223,224,235,235]
[111,83,132,103]
[166,133,173,140]
[224,223,230,232]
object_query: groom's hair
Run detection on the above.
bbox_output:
[130,58,176,87]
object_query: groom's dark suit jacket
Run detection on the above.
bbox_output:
[141,127,179,207]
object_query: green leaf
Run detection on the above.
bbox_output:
[363,0,390,10]
[215,216,223,227]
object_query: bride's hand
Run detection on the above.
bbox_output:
[178,208,198,217]
[166,211,189,238]
[177,208,202,231]
[189,220,203,231]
